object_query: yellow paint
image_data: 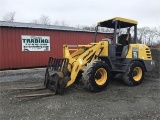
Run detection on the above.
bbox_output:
[133,67,142,81]
[63,41,109,87]
[95,68,107,85]
[63,41,152,87]
[126,44,152,60]
[98,17,138,25]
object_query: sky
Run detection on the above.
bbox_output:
[1,0,160,28]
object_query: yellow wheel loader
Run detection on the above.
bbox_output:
[14,17,155,97]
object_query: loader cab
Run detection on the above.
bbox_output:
[94,17,138,58]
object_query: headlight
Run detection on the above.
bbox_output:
[151,61,155,67]
[151,61,153,65]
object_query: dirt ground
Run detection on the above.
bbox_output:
[0,69,160,120]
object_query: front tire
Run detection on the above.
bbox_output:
[122,61,145,86]
[82,61,111,92]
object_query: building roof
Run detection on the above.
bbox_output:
[98,17,138,28]
[0,21,84,32]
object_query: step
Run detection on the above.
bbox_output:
[111,69,125,73]
[116,52,122,53]
[115,57,125,59]
[114,63,128,66]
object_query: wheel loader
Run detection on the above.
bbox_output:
[14,17,155,97]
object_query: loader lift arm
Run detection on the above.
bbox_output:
[44,41,110,94]
[65,41,108,87]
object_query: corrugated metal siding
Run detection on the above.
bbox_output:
[0,27,111,70]
[0,21,84,32]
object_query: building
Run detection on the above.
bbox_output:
[0,21,112,70]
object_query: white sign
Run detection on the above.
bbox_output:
[22,35,50,51]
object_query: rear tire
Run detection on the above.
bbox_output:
[82,61,111,92]
[111,72,116,80]
[122,61,145,86]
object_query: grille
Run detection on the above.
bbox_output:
[145,48,152,59]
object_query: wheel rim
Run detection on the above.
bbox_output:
[133,67,142,81]
[95,68,107,85]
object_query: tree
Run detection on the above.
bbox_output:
[60,20,68,26]
[39,15,50,25]
[157,40,160,46]
[146,28,157,46]
[32,19,39,24]
[75,25,79,28]
[137,27,150,44]
[89,24,96,31]
[155,26,160,36]
[82,26,90,31]
[54,20,59,25]
[105,28,114,33]
[3,12,15,22]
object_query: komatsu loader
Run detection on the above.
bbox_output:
[14,17,155,97]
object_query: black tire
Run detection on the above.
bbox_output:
[82,61,111,92]
[122,61,145,86]
[111,72,116,80]
[74,71,83,84]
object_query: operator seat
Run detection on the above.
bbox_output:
[116,34,130,56]
[121,45,129,58]
[118,34,130,46]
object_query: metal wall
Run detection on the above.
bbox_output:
[0,27,110,70]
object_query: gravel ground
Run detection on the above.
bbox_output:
[0,69,160,120]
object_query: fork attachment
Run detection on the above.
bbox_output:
[13,57,70,98]
[44,57,70,94]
